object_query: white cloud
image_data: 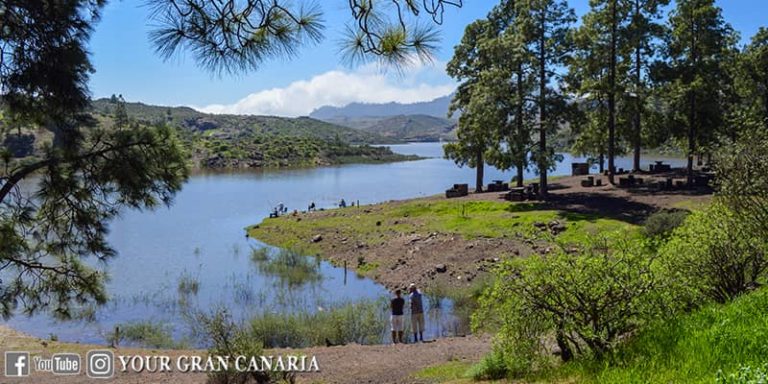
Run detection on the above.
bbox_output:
[194,61,455,117]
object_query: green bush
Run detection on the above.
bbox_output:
[473,237,664,377]
[555,288,768,383]
[191,309,291,384]
[659,202,768,304]
[643,209,690,238]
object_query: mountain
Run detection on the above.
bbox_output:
[340,115,457,142]
[78,99,417,169]
[309,95,453,120]
[308,95,458,142]
[90,98,393,144]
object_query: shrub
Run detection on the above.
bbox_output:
[191,309,292,384]
[643,209,690,238]
[660,202,768,304]
[474,236,662,377]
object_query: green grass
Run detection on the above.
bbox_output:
[252,248,322,287]
[545,288,768,383]
[107,320,188,349]
[250,298,388,348]
[248,199,637,257]
[413,361,476,383]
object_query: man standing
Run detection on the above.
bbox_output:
[409,283,425,342]
[390,289,405,344]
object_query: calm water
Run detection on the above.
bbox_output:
[4,143,685,345]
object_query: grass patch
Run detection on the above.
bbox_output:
[248,199,636,256]
[107,320,187,349]
[253,248,322,287]
[413,361,475,383]
[545,287,768,383]
[177,271,200,296]
[250,298,388,348]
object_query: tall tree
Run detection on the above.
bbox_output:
[626,0,670,171]
[445,20,498,192]
[655,0,737,185]
[446,2,537,192]
[517,0,575,197]
[737,28,768,130]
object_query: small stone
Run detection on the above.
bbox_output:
[311,235,323,243]
[435,264,448,273]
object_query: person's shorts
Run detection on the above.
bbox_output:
[391,315,404,331]
[411,312,425,333]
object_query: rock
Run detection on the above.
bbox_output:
[376,221,382,226]
[435,264,448,273]
[533,221,547,229]
[311,235,323,243]
[550,222,567,234]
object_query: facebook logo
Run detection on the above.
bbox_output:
[4,351,30,377]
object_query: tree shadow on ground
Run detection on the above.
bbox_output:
[503,182,711,225]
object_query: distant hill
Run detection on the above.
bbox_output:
[341,115,457,142]
[308,95,458,142]
[90,98,393,145]
[309,95,453,120]
[82,98,417,169]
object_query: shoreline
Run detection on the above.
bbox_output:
[247,172,712,291]
[0,324,490,384]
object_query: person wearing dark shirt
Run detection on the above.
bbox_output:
[390,289,405,344]
[409,283,425,342]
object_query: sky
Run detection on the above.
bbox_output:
[87,0,766,117]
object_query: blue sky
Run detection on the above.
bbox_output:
[88,0,765,116]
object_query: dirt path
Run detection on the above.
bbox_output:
[0,325,488,384]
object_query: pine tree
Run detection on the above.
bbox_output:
[655,0,738,185]
[517,0,576,197]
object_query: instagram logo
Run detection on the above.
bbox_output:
[86,350,114,379]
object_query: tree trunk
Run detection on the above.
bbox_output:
[764,82,768,129]
[688,12,697,187]
[517,65,526,188]
[538,7,548,198]
[556,326,573,362]
[599,152,605,173]
[632,0,642,172]
[607,0,617,184]
[475,150,484,193]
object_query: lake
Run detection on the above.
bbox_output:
[4,143,686,346]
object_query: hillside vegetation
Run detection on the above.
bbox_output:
[85,98,417,168]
